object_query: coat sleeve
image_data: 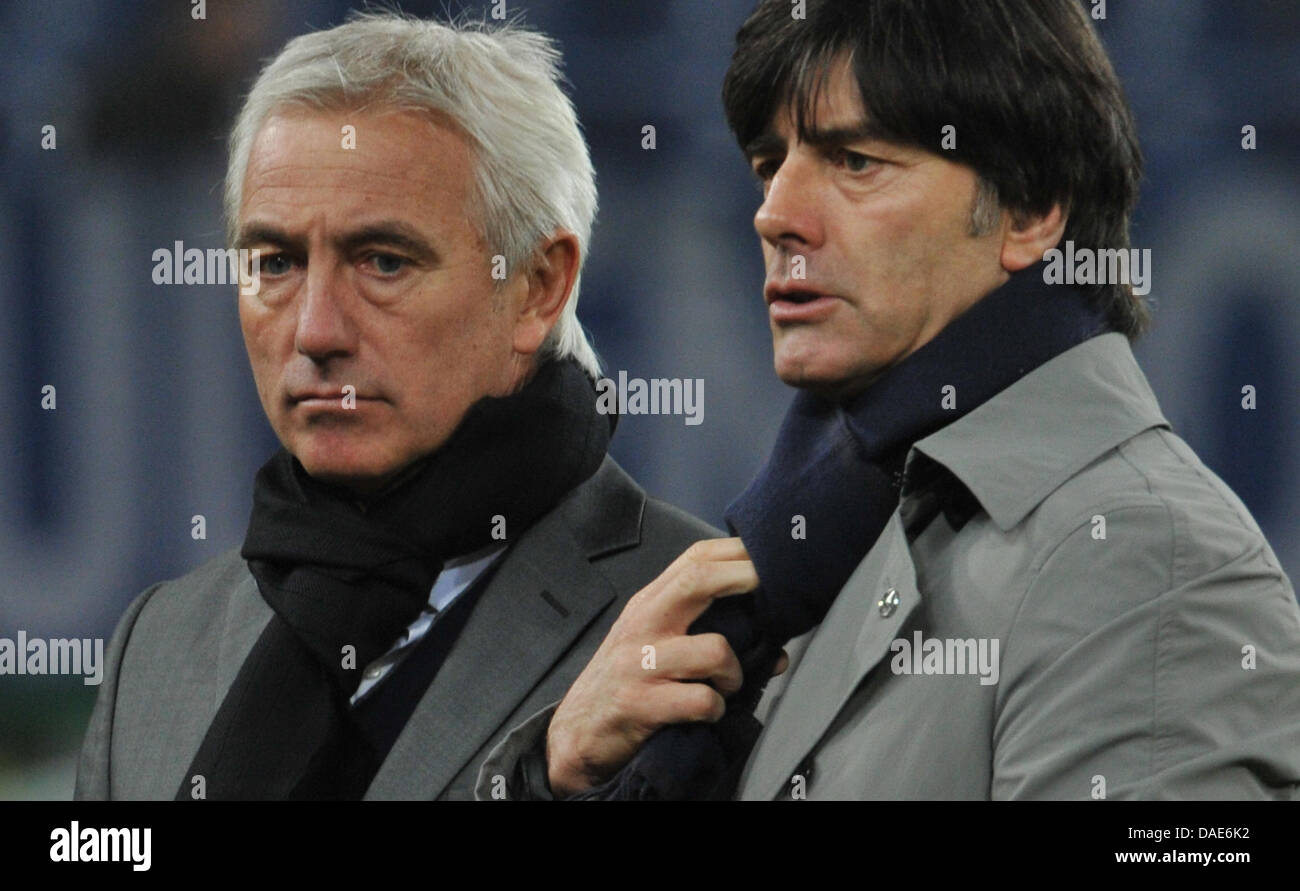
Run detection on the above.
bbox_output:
[74,584,161,801]
[474,702,559,800]
[991,502,1300,800]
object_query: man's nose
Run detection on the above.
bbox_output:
[754,153,825,252]
[294,260,356,362]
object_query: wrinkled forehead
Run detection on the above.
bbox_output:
[248,104,471,171]
[746,52,895,154]
[235,107,487,253]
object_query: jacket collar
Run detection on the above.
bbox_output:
[741,333,1171,799]
[910,332,1170,532]
[363,456,646,799]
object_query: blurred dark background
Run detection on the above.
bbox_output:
[1,0,1296,798]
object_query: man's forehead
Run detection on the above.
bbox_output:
[238,106,475,228]
[746,108,889,156]
[749,58,886,151]
[247,107,464,173]
[237,163,438,236]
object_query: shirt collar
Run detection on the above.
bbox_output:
[908,332,1170,532]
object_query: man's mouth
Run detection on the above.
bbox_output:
[765,285,840,322]
[291,391,353,402]
[288,389,383,410]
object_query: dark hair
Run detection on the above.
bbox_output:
[723,0,1148,338]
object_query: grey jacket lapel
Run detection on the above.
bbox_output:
[364,458,642,800]
[739,512,923,800]
[215,574,273,709]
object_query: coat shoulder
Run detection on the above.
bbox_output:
[127,547,256,645]
[641,495,723,554]
[1025,424,1290,590]
[79,548,265,799]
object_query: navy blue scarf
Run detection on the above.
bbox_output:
[572,262,1110,799]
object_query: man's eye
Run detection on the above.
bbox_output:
[368,253,406,275]
[836,149,875,173]
[260,253,294,275]
[752,158,779,182]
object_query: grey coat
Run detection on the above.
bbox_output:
[75,457,717,800]
[477,333,1300,800]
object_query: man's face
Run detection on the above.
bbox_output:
[748,61,1011,397]
[237,109,531,493]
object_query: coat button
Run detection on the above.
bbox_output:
[878,587,900,617]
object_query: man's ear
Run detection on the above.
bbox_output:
[1000,203,1067,272]
[512,230,580,356]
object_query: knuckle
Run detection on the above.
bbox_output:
[633,642,658,673]
[699,633,732,666]
[610,681,642,718]
[622,587,650,617]
[677,559,706,594]
[613,596,655,639]
[683,540,710,562]
[684,684,724,721]
[720,677,742,697]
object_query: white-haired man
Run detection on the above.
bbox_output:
[75,12,714,801]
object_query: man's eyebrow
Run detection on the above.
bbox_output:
[336,222,439,264]
[744,131,787,159]
[744,120,894,158]
[799,120,893,149]
[235,223,298,251]
[235,220,440,264]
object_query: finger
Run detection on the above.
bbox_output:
[643,678,727,726]
[657,560,760,631]
[616,538,752,632]
[649,633,744,696]
[772,648,790,677]
[666,537,751,568]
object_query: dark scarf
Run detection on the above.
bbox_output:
[571,262,1110,799]
[178,357,609,800]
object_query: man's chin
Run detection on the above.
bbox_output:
[773,355,882,401]
[291,448,417,497]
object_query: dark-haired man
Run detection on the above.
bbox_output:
[478,0,1300,800]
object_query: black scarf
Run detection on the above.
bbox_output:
[570,262,1110,799]
[178,357,609,800]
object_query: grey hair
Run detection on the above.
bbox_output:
[224,10,601,377]
[968,175,1002,238]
